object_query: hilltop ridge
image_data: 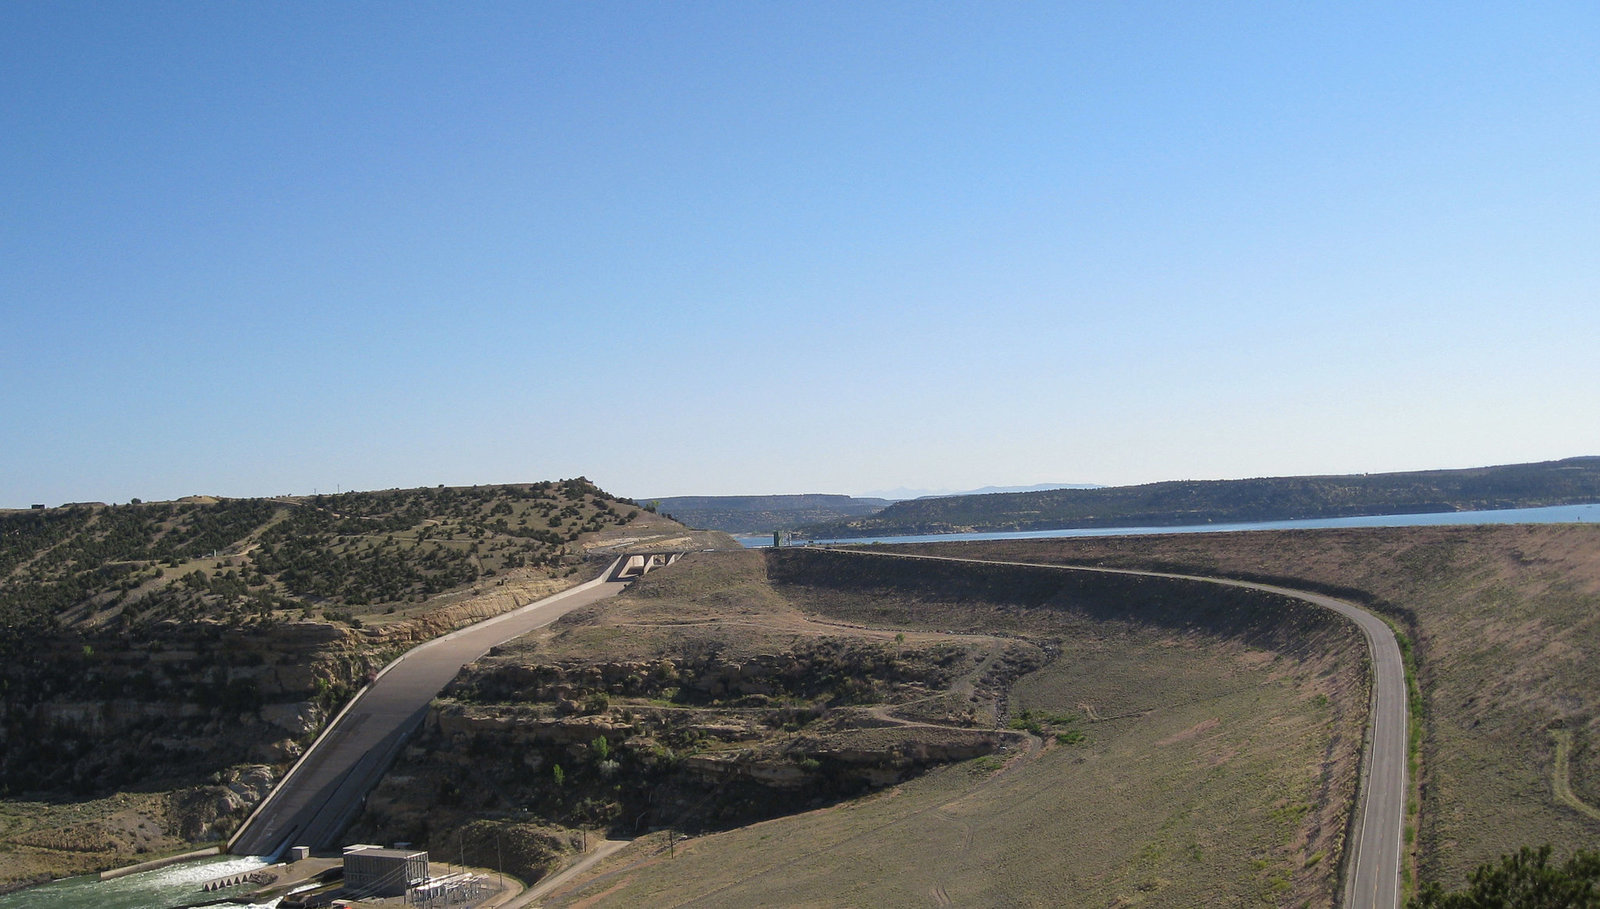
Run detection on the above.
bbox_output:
[644,493,891,534]
[645,484,1104,535]
[0,479,731,889]
[801,457,1600,538]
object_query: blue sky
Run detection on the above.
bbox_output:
[3,2,1597,506]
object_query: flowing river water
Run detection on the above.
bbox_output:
[0,855,277,909]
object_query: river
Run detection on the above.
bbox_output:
[737,502,1600,548]
[0,854,279,909]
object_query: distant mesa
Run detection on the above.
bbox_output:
[643,493,894,535]
[895,482,1105,500]
[799,456,1600,539]
[647,485,1105,535]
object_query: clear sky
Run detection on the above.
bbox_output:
[3,2,1597,507]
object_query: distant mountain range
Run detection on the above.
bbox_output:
[647,485,1104,535]
[645,494,893,535]
[862,483,1103,501]
[799,457,1600,539]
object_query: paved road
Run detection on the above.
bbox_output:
[822,548,1407,909]
[229,560,630,858]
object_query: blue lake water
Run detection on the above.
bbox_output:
[737,502,1600,548]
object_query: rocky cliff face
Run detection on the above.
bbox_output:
[0,484,704,889]
[0,574,592,801]
[0,619,362,798]
[349,605,1040,851]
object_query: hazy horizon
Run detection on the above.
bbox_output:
[12,457,1600,511]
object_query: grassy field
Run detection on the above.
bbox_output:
[503,548,1367,907]
[541,642,1352,908]
[891,523,1600,889]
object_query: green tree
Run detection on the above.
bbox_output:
[1410,845,1600,908]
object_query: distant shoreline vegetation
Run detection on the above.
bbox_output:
[645,494,894,535]
[741,502,1599,549]
[796,457,1600,539]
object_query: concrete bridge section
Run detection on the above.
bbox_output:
[615,551,682,579]
[201,867,275,892]
[229,558,639,858]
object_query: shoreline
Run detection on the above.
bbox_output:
[99,846,222,880]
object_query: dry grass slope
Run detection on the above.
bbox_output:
[514,548,1367,908]
[893,523,1600,889]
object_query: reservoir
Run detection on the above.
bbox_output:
[738,502,1600,548]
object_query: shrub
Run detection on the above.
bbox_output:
[1410,845,1600,908]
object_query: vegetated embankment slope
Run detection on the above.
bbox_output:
[892,523,1600,890]
[521,548,1368,908]
[0,479,656,890]
[802,456,1600,537]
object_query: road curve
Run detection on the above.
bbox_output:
[819,548,1406,909]
[229,559,630,858]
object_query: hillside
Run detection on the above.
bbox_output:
[891,524,1600,890]
[0,479,723,890]
[353,548,1367,907]
[646,493,891,534]
[1,479,638,642]
[480,525,1599,903]
[801,457,1600,537]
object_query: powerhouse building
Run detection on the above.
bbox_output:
[344,845,429,897]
